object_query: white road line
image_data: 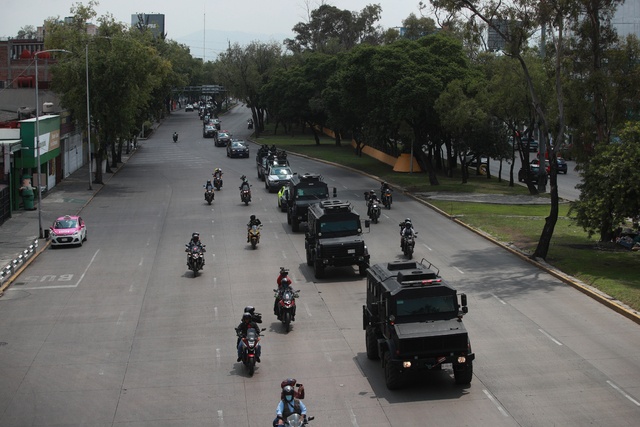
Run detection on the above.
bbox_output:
[324,353,332,362]
[282,251,287,259]
[422,243,432,251]
[343,400,360,427]
[607,380,640,406]
[138,257,143,266]
[453,266,465,274]
[214,306,218,320]
[217,409,224,423]
[16,249,100,290]
[483,389,509,417]
[538,329,563,346]
[304,301,312,317]
[274,232,279,239]
[491,293,507,304]
[382,214,389,219]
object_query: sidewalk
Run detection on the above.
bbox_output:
[0,143,141,293]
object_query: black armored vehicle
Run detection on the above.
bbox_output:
[305,200,370,278]
[363,260,474,389]
[285,173,331,232]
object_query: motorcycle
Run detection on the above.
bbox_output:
[185,243,205,277]
[204,184,215,205]
[248,224,262,249]
[401,230,417,259]
[281,414,314,427]
[274,286,299,333]
[173,133,178,143]
[381,188,393,209]
[236,327,265,376]
[213,175,223,190]
[368,200,381,224]
[240,187,252,205]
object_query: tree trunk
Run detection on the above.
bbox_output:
[334,129,341,147]
[532,155,560,260]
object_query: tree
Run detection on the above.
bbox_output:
[16,25,37,39]
[571,121,640,241]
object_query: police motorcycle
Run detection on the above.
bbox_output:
[203,181,215,205]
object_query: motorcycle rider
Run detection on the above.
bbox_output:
[247,214,262,243]
[380,181,392,197]
[366,190,380,217]
[186,232,206,265]
[281,378,305,399]
[399,218,416,248]
[273,385,308,426]
[204,180,214,191]
[244,305,262,324]
[274,276,293,318]
[239,175,251,191]
[213,167,223,179]
[276,267,291,287]
[173,132,178,143]
[236,312,262,363]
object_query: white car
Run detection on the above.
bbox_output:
[185,104,194,112]
[265,165,293,193]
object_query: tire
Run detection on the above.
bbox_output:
[251,239,257,249]
[314,259,324,279]
[383,352,403,390]
[306,249,313,266]
[247,358,255,377]
[265,181,269,190]
[192,268,198,278]
[284,311,291,333]
[244,198,249,206]
[365,326,379,360]
[454,361,473,385]
[207,199,212,205]
[404,246,413,259]
[287,211,291,224]
[292,216,300,232]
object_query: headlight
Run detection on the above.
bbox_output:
[457,356,466,364]
[402,361,412,368]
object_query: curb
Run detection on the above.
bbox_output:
[268,147,640,326]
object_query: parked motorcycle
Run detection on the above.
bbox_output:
[248,224,262,249]
[381,188,393,209]
[236,327,265,376]
[185,243,205,277]
[274,286,299,333]
[368,200,381,224]
[401,231,417,259]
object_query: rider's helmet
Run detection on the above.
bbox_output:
[244,306,255,315]
[191,232,200,243]
[242,312,252,322]
[280,277,291,288]
[250,215,256,221]
[241,175,247,181]
[282,385,295,401]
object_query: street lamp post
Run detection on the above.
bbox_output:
[34,49,71,239]
[86,43,92,190]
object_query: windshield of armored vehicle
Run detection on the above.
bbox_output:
[396,295,456,317]
[319,219,360,235]
[296,186,328,199]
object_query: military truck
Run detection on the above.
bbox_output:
[286,173,331,232]
[363,260,474,389]
[305,200,370,278]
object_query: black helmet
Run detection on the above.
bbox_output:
[191,232,200,243]
[244,306,255,314]
[242,312,252,321]
[250,215,256,221]
[280,277,291,287]
[283,385,295,397]
[405,218,411,223]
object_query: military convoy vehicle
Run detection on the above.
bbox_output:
[305,200,370,278]
[285,173,331,232]
[363,260,474,389]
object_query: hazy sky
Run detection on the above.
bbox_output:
[1,0,427,57]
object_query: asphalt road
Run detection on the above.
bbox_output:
[1,106,639,426]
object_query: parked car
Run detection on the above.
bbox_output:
[226,140,250,158]
[49,215,87,247]
[518,164,548,186]
[216,131,231,147]
[203,124,217,138]
[265,165,294,192]
[530,158,550,174]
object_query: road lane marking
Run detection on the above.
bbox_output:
[138,257,143,266]
[422,243,432,251]
[454,266,465,274]
[483,389,509,417]
[538,329,563,346]
[491,293,506,304]
[15,249,100,290]
[282,251,287,259]
[304,302,312,317]
[607,380,640,406]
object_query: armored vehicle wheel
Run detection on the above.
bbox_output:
[306,249,313,266]
[314,259,324,278]
[292,216,300,232]
[453,361,473,385]
[365,326,379,360]
[384,352,403,390]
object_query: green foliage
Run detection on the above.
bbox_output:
[571,121,640,240]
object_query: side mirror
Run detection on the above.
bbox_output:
[461,293,467,306]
